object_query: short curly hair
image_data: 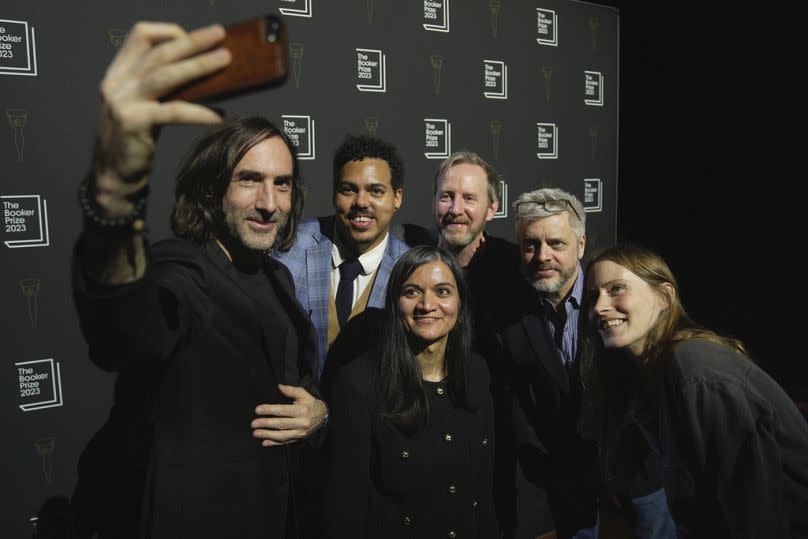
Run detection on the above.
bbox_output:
[332,134,404,193]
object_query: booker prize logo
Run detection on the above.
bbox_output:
[279,0,313,18]
[584,178,602,212]
[483,60,508,100]
[423,0,450,32]
[493,180,508,219]
[15,358,64,411]
[282,115,315,160]
[536,9,558,46]
[356,48,387,92]
[2,194,50,248]
[0,19,38,76]
[585,70,604,106]
[536,123,558,159]
[424,119,451,159]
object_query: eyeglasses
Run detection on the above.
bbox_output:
[515,199,582,222]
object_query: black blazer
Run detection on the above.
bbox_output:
[497,292,598,538]
[73,238,319,539]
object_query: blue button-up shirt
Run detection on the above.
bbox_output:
[539,264,583,366]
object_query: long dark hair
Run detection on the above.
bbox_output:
[170,117,304,251]
[579,244,748,481]
[374,245,474,435]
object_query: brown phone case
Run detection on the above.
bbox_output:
[170,15,288,102]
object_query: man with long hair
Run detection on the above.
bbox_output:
[72,22,325,538]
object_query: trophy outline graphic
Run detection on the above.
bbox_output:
[584,178,603,213]
[536,8,558,47]
[6,107,27,161]
[483,60,508,100]
[15,358,64,411]
[0,19,38,77]
[281,115,316,160]
[279,0,313,18]
[489,120,502,161]
[489,0,501,39]
[430,54,444,95]
[355,48,387,93]
[289,43,304,88]
[364,0,376,24]
[33,438,55,484]
[424,118,451,160]
[2,194,51,248]
[108,28,127,50]
[589,16,600,52]
[493,180,508,219]
[589,126,599,160]
[542,66,552,102]
[20,278,40,328]
[585,70,604,106]
[536,122,558,160]
[423,0,450,32]
[364,117,379,136]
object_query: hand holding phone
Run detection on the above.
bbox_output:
[169,14,288,102]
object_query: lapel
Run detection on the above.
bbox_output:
[521,312,570,394]
[265,259,319,384]
[369,234,408,308]
[204,242,286,383]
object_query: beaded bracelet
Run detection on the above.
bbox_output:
[77,178,148,232]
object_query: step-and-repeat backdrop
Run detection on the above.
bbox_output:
[1,0,617,535]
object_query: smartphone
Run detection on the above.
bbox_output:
[169,14,288,102]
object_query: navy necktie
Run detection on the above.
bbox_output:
[336,258,363,327]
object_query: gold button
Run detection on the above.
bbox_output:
[473,500,479,508]
[132,219,145,232]
[444,433,453,443]
[403,516,413,525]
[436,387,445,395]
[482,437,488,446]
[448,485,457,494]
[400,450,409,460]
[448,531,456,538]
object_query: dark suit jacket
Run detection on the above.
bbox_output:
[497,287,598,539]
[73,238,319,539]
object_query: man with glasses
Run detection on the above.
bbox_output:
[498,187,599,538]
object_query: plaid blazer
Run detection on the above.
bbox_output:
[273,216,410,374]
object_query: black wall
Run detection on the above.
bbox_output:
[608,3,800,397]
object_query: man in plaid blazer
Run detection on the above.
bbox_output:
[274,135,409,374]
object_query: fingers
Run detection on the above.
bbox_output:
[136,24,226,77]
[102,23,230,103]
[107,22,186,77]
[139,48,231,99]
[277,384,312,401]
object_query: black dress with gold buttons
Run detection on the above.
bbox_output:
[322,352,497,538]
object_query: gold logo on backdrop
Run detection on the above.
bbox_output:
[364,117,379,136]
[589,17,600,52]
[542,66,552,102]
[430,54,444,95]
[34,438,55,484]
[364,0,376,24]
[489,0,502,38]
[589,127,598,160]
[289,43,304,88]
[108,28,127,50]
[6,108,27,162]
[20,278,40,328]
[490,120,502,161]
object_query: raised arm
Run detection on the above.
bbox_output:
[80,22,231,285]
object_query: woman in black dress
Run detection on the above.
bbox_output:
[322,245,496,538]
